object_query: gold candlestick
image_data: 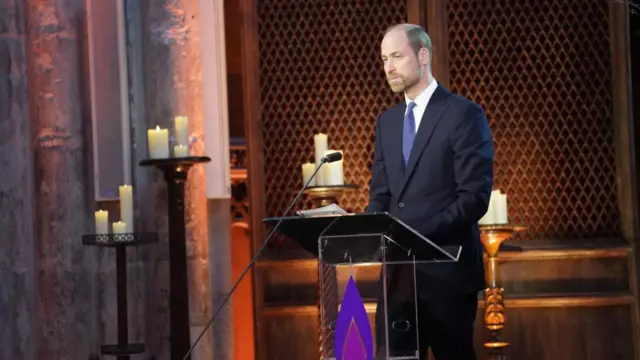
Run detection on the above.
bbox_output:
[303,184,358,207]
[479,224,526,352]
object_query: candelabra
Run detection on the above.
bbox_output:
[303,184,358,207]
[479,224,526,357]
[82,233,159,360]
[139,156,211,360]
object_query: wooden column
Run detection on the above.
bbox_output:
[239,0,267,358]
[25,0,96,358]
[0,0,36,359]
[406,0,426,29]
[609,1,640,358]
[426,0,450,88]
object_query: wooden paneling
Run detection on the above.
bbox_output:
[261,299,635,360]
[263,309,377,360]
[238,0,267,358]
[609,1,640,356]
[231,223,256,360]
[257,0,407,220]
[254,240,636,359]
[631,4,640,357]
[426,0,449,87]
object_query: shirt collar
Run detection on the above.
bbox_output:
[405,78,438,109]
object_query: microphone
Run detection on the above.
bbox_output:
[322,151,342,163]
[181,154,334,360]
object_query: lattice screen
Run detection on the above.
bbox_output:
[258,0,406,218]
[448,0,620,240]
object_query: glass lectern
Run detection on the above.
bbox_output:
[263,212,461,360]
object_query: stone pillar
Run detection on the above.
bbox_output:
[206,199,233,360]
[131,0,214,358]
[24,0,96,359]
[0,0,36,359]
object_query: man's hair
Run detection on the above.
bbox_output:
[384,23,433,61]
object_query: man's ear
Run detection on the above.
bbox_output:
[419,48,430,67]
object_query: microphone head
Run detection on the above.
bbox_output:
[323,152,343,163]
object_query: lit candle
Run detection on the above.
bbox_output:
[112,221,127,234]
[95,210,109,234]
[147,126,169,159]
[174,145,188,157]
[174,116,189,147]
[119,185,133,232]
[301,162,316,186]
[323,149,344,185]
[314,133,328,186]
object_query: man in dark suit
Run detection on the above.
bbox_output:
[366,23,494,359]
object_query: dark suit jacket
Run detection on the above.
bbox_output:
[365,84,494,298]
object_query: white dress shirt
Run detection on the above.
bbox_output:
[404,78,438,133]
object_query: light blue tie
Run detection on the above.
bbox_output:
[402,102,417,165]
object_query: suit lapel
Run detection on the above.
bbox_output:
[389,104,407,194]
[399,86,450,193]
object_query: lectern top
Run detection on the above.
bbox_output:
[262,212,460,263]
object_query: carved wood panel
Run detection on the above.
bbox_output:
[258,0,407,219]
[447,0,620,240]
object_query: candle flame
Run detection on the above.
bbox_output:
[155,125,160,131]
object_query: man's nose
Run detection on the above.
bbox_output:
[385,62,395,74]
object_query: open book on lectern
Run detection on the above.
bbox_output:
[262,211,462,264]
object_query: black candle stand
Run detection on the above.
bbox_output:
[139,156,211,360]
[82,233,159,360]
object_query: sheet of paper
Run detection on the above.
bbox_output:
[295,203,348,217]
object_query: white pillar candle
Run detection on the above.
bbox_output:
[174,145,188,157]
[479,190,508,225]
[174,116,189,147]
[147,126,170,159]
[323,149,344,185]
[95,210,109,234]
[479,190,497,225]
[495,192,508,224]
[118,185,134,232]
[314,133,328,186]
[112,221,127,234]
[301,162,316,186]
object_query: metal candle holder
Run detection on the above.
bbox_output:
[82,233,159,360]
[479,223,526,355]
[139,156,211,360]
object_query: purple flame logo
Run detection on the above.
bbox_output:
[335,276,373,360]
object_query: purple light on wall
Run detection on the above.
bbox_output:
[335,276,373,360]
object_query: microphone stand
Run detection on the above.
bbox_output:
[181,156,334,360]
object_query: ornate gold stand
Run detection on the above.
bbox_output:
[303,184,358,359]
[479,224,526,354]
[303,184,358,207]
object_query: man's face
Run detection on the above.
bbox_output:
[380,29,423,93]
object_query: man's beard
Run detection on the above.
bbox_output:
[387,70,421,93]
